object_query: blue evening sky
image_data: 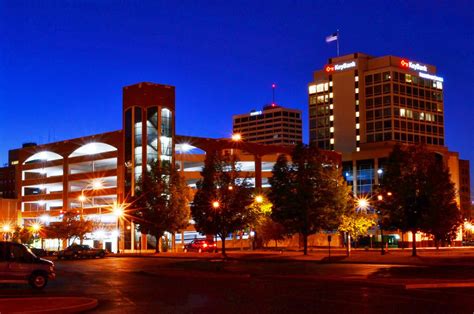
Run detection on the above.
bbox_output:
[0,1,473,192]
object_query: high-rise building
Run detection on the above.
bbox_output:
[309,53,444,153]
[233,104,302,145]
[308,53,469,215]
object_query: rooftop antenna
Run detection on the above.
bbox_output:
[272,83,276,106]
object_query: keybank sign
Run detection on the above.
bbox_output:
[400,59,428,72]
[325,61,356,73]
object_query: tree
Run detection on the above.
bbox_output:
[338,210,376,256]
[132,160,191,253]
[11,226,34,245]
[256,217,287,248]
[191,151,255,256]
[269,144,352,255]
[43,212,94,248]
[378,144,462,256]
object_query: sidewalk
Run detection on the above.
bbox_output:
[0,297,98,313]
[109,247,474,266]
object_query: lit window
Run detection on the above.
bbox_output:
[324,83,329,91]
[400,108,406,117]
[308,85,317,94]
[406,109,413,119]
[356,100,359,106]
[436,81,443,89]
[316,84,325,93]
[405,74,412,83]
[329,115,334,121]
[356,123,360,129]
[329,104,334,110]
[329,81,333,87]
[329,92,333,98]
[355,88,359,94]
[330,127,334,133]
[355,76,359,82]
[356,112,360,117]
[356,135,360,141]
[419,112,425,120]
[356,147,360,152]
[330,138,334,144]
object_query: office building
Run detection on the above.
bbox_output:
[308,52,471,223]
[233,104,302,145]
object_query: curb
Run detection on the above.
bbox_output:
[0,297,98,313]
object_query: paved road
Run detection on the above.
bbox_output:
[1,257,473,313]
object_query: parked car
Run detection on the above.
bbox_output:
[184,239,217,253]
[27,246,48,257]
[57,244,106,260]
[0,241,56,289]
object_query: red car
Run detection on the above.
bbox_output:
[184,239,217,253]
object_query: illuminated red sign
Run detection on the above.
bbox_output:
[325,65,335,72]
[400,59,428,72]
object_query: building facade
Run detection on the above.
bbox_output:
[308,53,471,240]
[2,82,338,251]
[233,104,302,145]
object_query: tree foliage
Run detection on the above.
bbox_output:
[132,160,191,252]
[268,144,352,255]
[191,152,255,256]
[338,211,377,239]
[11,226,34,244]
[378,144,462,255]
[43,212,94,246]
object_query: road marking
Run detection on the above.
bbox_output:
[406,282,474,289]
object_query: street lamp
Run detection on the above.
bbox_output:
[231,133,242,142]
[112,201,125,254]
[212,201,220,209]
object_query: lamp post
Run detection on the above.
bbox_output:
[112,202,125,254]
[377,194,385,255]
[252,195,264,250]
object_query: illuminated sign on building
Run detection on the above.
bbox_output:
[419,72,444,82]
[325,61,356,73]
[400,59,428,72]
[250,111,262,116]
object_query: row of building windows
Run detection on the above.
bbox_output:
[234,111,301,123]
[366,120,444,135]
[365,84,443,101]
[234,118,301,128]
[365,72,442,90]
[366,96,442,113]
[366,132,444,146]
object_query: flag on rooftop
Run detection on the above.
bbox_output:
[326,32,338,43]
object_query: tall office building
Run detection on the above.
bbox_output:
[233,104,302,145]
[307,53,470,220]
[309,53,444,153]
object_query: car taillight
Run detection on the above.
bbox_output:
[213,244,217,247]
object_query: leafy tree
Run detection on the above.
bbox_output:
[338,210,376,256]
[378,144,462,256]
[11,226,34,244]
[269,144,352,255]
[132,160,191,253]
[191,151,255,256]
[43,212,94,248]
[256,217,287,248]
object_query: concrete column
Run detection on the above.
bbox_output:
[131,221,135,252]
[62,159,69,211]
[254,155,262,189]
[141,233,147,251]
[352,159,357,194]
[374,158,379,186]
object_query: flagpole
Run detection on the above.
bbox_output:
[336,29,340,56]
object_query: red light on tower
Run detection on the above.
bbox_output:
[272,83,276,88]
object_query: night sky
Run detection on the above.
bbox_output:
[1,1,473,193]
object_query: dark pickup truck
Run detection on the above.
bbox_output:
[57,244,106,260]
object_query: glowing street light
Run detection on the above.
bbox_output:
[231,133,242,141]
[31,222,42,233]
[2,224,11,233]
[92,180,103,190]
[356,197,369,211]
[255,195,264,204]
[212,201,220,209]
